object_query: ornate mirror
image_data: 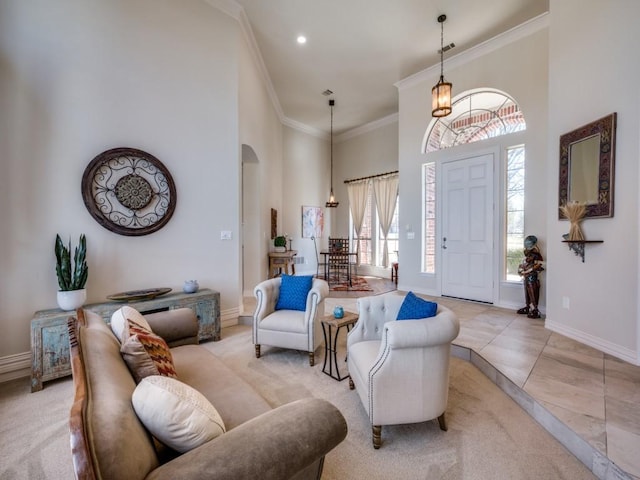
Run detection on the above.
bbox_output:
[558,113,616,218]
[82,147,177,236]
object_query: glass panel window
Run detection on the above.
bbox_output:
[505,145,525,281]
[423,163,436,273]
[426,89,526,153]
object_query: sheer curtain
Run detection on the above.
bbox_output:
[347,180,370,265]
[372,174,399,267]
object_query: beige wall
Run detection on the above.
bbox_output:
[0,0,258,359]
[546,0,640,364]
[238,24,284,296]
[332,120,400,240]
[281,127,330,275]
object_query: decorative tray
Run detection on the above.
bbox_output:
[106,287,172,302]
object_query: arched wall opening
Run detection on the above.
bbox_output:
[242,144,260,296]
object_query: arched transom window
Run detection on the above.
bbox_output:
[424,89,526,153]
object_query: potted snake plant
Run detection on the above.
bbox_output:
[55,234,88,310]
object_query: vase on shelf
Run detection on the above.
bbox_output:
[183,280,199,294]
[57,289,87,311]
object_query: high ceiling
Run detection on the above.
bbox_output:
[233,0,548,135]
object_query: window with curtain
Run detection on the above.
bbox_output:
[353,188,373,265]
[349,177,399,267]
[378,197,399,266]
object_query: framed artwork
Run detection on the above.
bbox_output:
[302,206,324,238]
[271,208,277,239]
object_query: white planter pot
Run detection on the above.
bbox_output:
[274,246,286,252]
[57,289,87,311]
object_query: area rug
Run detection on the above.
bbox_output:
[327,276,373,292]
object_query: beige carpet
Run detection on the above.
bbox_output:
[0,324,594,480]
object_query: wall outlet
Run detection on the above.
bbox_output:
[220,230,232,240]
[562,297,570,309]
[407,232,415,240]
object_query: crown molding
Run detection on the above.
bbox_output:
[282,117,328,140]
[205,0,284,121]
[395,11,549,92]
[336,113,399,143]
[203,0,242,19]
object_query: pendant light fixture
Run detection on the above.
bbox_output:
[432,14,452,118]
[326,99,339,208]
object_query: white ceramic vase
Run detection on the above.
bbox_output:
[57,289,87,311]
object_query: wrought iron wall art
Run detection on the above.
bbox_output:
[81,147,177,236]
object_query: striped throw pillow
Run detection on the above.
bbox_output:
[121,319,178,383]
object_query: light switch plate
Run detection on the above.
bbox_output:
[221,230,232,240]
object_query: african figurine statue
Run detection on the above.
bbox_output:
[517,235,544,319]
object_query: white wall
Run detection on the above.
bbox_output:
[546,0,640,364]
[333,120,400,237]
[281,126,329,275]
[332,119,399,274]
[0,0,243,357]
[237,23,284,296]
[397,24,548,308]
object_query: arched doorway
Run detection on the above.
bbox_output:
[242,144,259,297]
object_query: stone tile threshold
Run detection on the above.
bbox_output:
[452,344,636,480]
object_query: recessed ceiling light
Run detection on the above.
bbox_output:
[297,35,307,44]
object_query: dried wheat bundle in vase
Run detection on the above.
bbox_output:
[560,201,586,241]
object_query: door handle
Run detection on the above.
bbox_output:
[442,237,447,249]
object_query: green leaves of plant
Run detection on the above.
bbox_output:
[55,234,88,291]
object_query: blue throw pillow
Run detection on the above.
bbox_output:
[275,275,314,311]
[396,291,438,320]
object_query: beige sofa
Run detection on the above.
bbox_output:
[68,307,347,480]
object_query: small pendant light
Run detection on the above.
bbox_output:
[326,99,339,208]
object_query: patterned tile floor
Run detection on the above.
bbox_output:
[243,286,640,479]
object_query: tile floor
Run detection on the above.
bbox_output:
[242,287,640,479]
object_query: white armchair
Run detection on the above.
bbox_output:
[347,292,460,448]
[253,277,329,366]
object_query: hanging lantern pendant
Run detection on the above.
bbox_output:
[432,14,452,118]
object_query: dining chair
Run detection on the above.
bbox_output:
[328,237,351,284]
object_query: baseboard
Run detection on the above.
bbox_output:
[221,307,240,329]
[546,319,639,366]
[0,351,31,382]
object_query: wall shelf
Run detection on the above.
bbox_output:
[562,239,603,263]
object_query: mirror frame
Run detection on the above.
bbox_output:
[558,112,617,219]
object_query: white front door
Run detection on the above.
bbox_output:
[441,153,494,303]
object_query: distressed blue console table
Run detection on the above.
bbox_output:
[30,288,220,392]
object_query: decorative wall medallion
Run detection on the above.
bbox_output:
[82,148,177,236]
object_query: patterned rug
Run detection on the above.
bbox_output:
[326,276,373,292]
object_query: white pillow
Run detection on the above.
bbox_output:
[110,306,152,343]
[132,375,226,453]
